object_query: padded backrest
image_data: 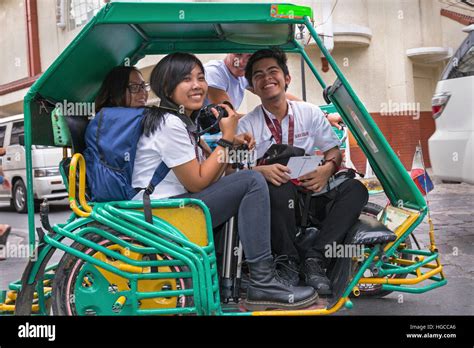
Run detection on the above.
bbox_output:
[64,116,89,154]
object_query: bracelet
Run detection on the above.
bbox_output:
[216,138,234,149]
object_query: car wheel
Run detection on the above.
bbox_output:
[12,180,27,214]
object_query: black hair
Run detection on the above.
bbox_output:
[94,66,140,113]
[244,48,290,90]
[142,52,205,136]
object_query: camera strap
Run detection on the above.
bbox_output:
[158,105,201,157]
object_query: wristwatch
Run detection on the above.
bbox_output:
[216,138,234,149]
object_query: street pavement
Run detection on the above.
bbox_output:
[0,182,472,315]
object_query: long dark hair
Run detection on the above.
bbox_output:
[142,52,205,136]
[94,66,140,112]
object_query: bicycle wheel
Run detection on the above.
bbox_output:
[52,223,193,315]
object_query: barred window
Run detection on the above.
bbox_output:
[69,0,102,29]
[57,0,104,31]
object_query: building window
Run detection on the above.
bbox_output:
[57,0,104,31]
[69,0,102,29]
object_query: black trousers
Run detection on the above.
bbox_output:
[268,179,369,264]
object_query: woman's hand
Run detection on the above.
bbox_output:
[214,103,238,141]
[233,132,256,150]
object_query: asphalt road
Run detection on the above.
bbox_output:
[0,182,472,315]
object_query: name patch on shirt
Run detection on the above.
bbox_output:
[295,131,309,139]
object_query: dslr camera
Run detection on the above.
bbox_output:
[195,102,232,135]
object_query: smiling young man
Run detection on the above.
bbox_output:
[238,48,368,295]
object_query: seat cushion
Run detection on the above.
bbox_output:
[65,115,89,154]
[350,215,397,245]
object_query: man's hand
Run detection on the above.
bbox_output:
[298,164,333,192]
[327,113,343,129]
[255,164,291,186]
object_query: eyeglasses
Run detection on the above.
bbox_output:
[128,83,151,94]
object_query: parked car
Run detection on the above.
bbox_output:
[0,114,67,213]
[428,28,474,184]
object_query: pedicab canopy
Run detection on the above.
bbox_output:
[24,2,426,228]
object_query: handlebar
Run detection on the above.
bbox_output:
[69,153,92,217]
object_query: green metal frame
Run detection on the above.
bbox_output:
[3,2,445,317]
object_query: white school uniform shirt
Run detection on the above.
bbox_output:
[132,112,203,200]
[238,101,341,160]
[204,59,248,109]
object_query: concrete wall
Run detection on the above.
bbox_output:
[0,0,28,85]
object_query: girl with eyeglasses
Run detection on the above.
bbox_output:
[94,66,150,112]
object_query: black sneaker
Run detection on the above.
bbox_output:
[274,255,300,286]
[301,258,332,295]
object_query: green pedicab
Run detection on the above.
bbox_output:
[0,2,446,316]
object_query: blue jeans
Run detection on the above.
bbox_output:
[175,170,271,263]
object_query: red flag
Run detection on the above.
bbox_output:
[410,145,434,195]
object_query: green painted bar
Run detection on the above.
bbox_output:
[342,245,381,299]
[378,253,438,276]
[296,40,327,89]
[136,289,194,299]
[381,280,448,294]
[97,206,217,313]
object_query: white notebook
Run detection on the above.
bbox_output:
[287,155,324,179]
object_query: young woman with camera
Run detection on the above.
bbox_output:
[131,52,318,311]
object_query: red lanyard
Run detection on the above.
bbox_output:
[262,106,294,146]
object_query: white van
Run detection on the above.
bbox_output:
[0,114,67,213]
[428,28,474,184]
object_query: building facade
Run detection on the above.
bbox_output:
[1,0,473,171]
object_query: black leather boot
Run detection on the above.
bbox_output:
[244,257,318,311]
[301,258,332,295]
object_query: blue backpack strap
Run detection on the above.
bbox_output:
[148,162,170,191]
[142,162,170,224]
